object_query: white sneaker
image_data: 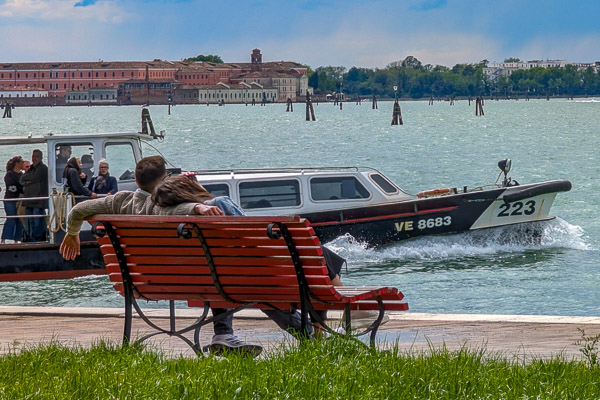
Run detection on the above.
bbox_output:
[203,334,262,357]
[346,310,390,330]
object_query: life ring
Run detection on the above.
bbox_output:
[417,188,452,198]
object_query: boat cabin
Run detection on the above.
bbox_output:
[0,128,162,245]
[192,167,413,216]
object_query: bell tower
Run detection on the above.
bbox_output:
[251,49,262,71]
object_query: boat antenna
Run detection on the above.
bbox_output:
[142,141,178,168]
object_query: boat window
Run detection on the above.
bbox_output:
[105,143,136,182]
[239,180,301,209]
[310,176,370,201]
[54,143,94,185]
[201,183,230,197]
[370,173,399,194]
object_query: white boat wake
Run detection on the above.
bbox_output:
[324,218,589,266]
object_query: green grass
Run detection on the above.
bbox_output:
[1,338,600,399]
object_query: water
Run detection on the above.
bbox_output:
[0,99,598,316]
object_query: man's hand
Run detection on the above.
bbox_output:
[194,204,224,216]
[59,233,81,261]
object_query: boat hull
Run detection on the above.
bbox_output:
[0,180,571,278]
[303,180,571,246]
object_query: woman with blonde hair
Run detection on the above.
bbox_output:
[88,159,118,195]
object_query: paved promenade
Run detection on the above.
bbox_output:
[1,306,599,360]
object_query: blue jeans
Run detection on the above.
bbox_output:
[25,207,46,242]
[205,196,246,216]
[2,201,23,241]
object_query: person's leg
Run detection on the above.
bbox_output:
[205,308,263,356]
[24,208,34,242]
[262,308,314,337]
[1,201,16,241]
[31,208,45,241]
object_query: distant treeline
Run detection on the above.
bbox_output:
[307,56,600,99]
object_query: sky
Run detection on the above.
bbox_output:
[1,0,600,69]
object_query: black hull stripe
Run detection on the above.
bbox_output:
[310,206,459,227]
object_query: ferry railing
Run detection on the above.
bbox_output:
[0,192,81,245]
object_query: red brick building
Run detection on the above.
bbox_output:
[0,49,310,105]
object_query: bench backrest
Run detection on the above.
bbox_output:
[88,215,336,308]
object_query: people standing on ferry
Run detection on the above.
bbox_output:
[55,145,72,179]
[63,157,97,201]
[20,149,49,242]
[1,156,25,244]
[87,159,118,195]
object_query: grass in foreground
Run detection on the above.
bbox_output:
[1,338,600,399]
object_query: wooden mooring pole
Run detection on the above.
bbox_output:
[286,97,293,112]
[2,103,13,118]
[372,95,378,109]
[475,96,485,116]
[391,98,403,125]
[306,93,316,121]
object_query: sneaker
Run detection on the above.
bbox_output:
[203,334,263,357]
[345,310,390,330]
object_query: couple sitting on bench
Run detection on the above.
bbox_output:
[61,156,386,357]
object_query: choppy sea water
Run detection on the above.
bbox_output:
[0,99,598,315]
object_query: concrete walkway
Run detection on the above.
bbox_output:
[1,306,599,360]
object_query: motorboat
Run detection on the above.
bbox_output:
[190,161,571,246]
[0,109,571,279]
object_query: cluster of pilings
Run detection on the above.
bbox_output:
[1,103,13,118]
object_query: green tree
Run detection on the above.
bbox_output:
[504,57,522,63]
[183,54,224,63]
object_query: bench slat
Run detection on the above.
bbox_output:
[101,245,323,258]
[105,263,328,276]
[102,254,326,267]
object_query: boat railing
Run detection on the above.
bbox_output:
[0,192,81,245]
[188,165,387,177]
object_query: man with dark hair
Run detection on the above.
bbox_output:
[20,149,49,242]
[55,145,72,179]
[60,156,262,356]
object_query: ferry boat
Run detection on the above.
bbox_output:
[0,109,571,279]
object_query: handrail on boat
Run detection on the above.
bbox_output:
[187,165,387,177]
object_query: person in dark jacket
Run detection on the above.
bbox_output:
[20,149,49,242]
[2,155,25,243]
[63,157,97,201]
[87,159,118,195]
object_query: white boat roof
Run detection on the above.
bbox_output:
[0,131,157,146]
[192,166,386,181]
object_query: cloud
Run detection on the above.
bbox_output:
[0,0,127,23]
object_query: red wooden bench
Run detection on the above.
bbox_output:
[88,215,408,354]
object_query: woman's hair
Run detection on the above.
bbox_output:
[6,155,23,172]
[63,156,81,178]
[98,158,109,168]
[152,175,213,207]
